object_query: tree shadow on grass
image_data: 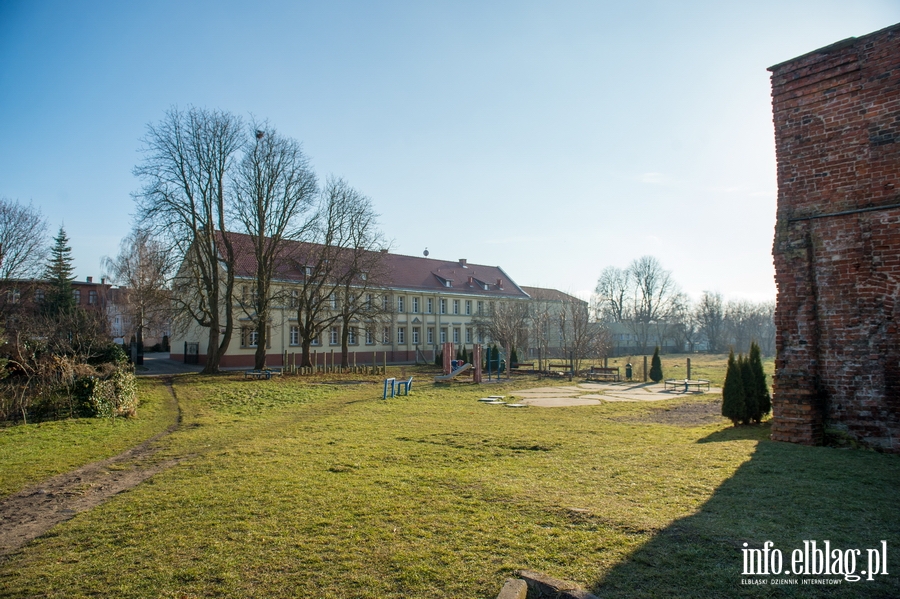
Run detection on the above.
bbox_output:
[589,440,900,598]
[697,423,772,444]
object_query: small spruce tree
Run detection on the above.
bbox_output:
[739,353,758,425]
[649,346,663,383]
[721,349,746,426]
[511,347,519,365]
[42,226,76,316]
[749,341,771,421]
[434,350,442,368]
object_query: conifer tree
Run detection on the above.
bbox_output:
[739,353,757,425]
[649,346,663,383]
[749,341,771,421]
[721,349,746,425]
[42,226,76,316]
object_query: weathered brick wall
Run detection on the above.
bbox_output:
[769,24,900,452]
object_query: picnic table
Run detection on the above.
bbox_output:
[245,369,272,380]
[664,379,711,392]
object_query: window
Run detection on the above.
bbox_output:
[412,297,419,313]
[366,294,373,309]
[478,332,485,344]
[6,289,20,304]
[465,328,472,344]
[427,327,434,345]
[330,293,338,310]
[366,329,374,345]
[290,290,299,308]
[305,266,313,276]
[397,296,405,313]
[290,326,300,346]
[383,296,390,311]
[453,327,460,344]
[412,327,420,344]
[348,327,357,345]
[397,327,405,344]
[73,289,81,304]
[360,272,367,281]
[330,327,339,345]
[382,327,390,344]
[440,327,447,344]
[35,289,44,303]
[465,300,471,315]
[242,327,259,348]
[439,299,447,314]
[453,299,459,315]
[426,298,433,314]
[89,290,98,305]
[311,334,320,346]
[477,300,484,315]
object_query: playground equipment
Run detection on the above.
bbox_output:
[434,362,473,382]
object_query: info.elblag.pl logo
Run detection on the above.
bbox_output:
[741,540,889,585]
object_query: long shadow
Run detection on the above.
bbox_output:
[589,438,900,598]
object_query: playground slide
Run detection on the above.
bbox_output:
[433,363,473,382]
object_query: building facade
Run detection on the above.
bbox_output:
[170,233,532,367]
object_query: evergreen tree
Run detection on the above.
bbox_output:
[739,353,757,425]
[649,346,663,383]
[42,226,76,316]
[511,347,519,365]
[722,349,746,425]
[434,350,442,368]
[749,341,771,421]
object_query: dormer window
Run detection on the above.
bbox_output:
[445,280,451,287]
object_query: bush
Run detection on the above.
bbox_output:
[721,349,746,425]
[649,347,663,383]
[74,365,137,418]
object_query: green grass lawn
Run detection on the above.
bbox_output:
[1,364,897,598]
[0,377,176,498]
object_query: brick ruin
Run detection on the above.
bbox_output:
[769,24,900,452]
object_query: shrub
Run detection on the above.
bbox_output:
[739,354,757,425]
[721,349,746,426]
[749,341,771,421]
[74,365,137,418]
[649,346,663,383]
[434,350,442,368]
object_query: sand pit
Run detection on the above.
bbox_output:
[506,382,722,407]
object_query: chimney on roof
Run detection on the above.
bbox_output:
[459,258,467,267]
[87,276,93,283]
[101,278,106,285]
[380,249,388,254]
[497,278,503,289]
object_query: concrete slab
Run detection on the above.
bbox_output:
[507,382,722,406]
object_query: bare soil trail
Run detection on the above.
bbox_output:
[0,377,185,557]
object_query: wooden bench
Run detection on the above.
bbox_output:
[586,366,620,382]
[511,362,536,372]
[664,379,711,392]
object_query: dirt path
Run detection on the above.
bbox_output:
[0,377,185,557]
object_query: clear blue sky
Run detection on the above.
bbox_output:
[2,1,898,302]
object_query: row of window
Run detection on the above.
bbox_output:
[242,325,484,348]
[6,288,98,305]
[240,285,492,316]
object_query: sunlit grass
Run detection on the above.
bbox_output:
[1,365,896,598]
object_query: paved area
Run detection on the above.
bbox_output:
[135,352,204,376]
[509,382,722,407]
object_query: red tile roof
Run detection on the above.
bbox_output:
[220,231,530,299]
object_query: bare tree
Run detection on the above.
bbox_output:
[528,296,555,369]
[626,255,677,353]
[0,198,48,280]
[330,182,390,368]
[133,107,244,374]
[594,266,630,323]
[723,299,776,355]
[668,292,700,352]
[291,178,383,368]
[102,228,172,350]
[474,300,530,379]
[696,291,725,353]
[558,293,610,371]
[231,124,318,370]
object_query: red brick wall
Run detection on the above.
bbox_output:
[769,24,900,452]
